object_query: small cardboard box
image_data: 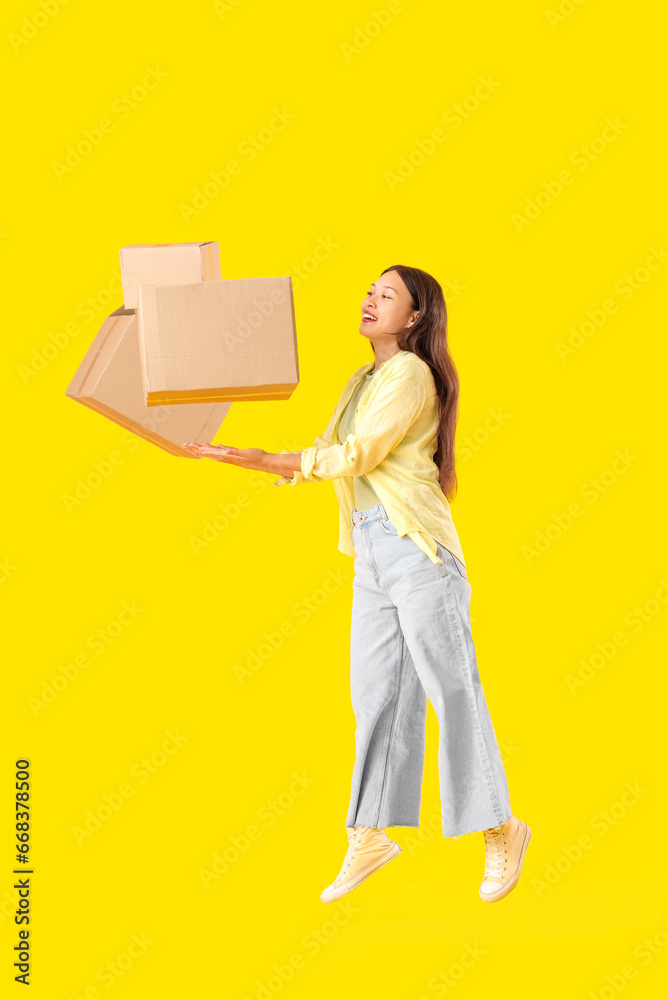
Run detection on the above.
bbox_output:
[119,242,221,309]
[66,307,231,458]
[137,277,299,406]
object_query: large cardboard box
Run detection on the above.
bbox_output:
[119,242,220,309]
[137,277,299,406]
[66,306,231,458]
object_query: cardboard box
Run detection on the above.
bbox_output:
[137,277,299,406]
[119,243,221,309]
[66,306,231,458]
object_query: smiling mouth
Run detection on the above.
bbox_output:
[362,312,377,323]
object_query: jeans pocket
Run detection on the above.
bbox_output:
[448,549,468,579]
[378,517,399,536]
[437,543,467,579]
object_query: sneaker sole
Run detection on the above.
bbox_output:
[479,823,531,903]
[320,843,401,904]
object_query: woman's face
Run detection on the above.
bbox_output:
[359,269,420,339]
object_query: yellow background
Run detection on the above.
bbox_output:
[2,0,666,996]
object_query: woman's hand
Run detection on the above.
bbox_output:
[182,442,269,472]
[183,442,303,477]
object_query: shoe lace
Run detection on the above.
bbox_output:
[335,827,367,882]
[483,823,509,878]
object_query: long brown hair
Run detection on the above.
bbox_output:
[378,264,459,501]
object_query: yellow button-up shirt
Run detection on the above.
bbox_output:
[273,349,465,567]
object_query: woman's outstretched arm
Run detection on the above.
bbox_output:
[181,443,303,478]
[182,364,367,482]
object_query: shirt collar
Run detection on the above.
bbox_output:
[363,348,411,378]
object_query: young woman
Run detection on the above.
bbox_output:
[183,264,530,904]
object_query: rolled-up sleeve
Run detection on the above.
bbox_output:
[299,362,428,482]
[272,450,311,486]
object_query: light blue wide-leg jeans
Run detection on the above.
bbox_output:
[345,502,512,838]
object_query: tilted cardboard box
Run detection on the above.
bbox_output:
[119,242,221,309]
[137,276,299,406]
[66,307,231,458]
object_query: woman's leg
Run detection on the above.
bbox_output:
[345,528,427,830]
[374,525,512,838]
